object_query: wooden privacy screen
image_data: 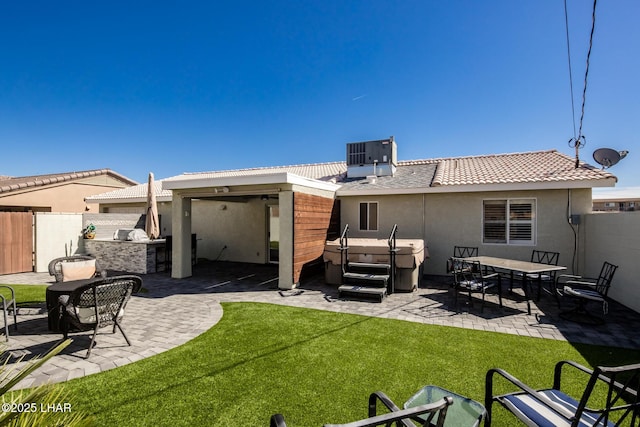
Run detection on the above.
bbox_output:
[0,212,33,274]
[292,193,339,284]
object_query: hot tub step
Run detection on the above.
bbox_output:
[343,272,389,287]
[348,262,391,273]
[338,285,387,302]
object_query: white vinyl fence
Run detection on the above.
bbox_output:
[34,213,84,272]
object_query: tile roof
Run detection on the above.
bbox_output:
[0,169,138,195]
[428,150,615,186]
[164,150,616,189]
[88,149,616,202]
[338,150,615,193]
[85,180,172,203]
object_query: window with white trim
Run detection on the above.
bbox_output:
[483,199,535,244]
[359,202,378,231]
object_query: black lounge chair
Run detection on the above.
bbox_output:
[485,360,640,427]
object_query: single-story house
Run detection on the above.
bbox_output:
[0,169,138,275]
[592,187,640,212]
[0,169,137,213]
[87,138,616,291]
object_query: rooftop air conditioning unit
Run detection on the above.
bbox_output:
[346,136,397,178]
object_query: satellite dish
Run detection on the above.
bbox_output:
[592,148,629,169]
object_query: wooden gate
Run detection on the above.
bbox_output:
[0,212,34,274]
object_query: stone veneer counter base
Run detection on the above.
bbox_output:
[84,239,167,274]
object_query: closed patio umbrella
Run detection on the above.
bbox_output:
[145,172,160,240]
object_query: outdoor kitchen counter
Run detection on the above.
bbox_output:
[84,238,167,274]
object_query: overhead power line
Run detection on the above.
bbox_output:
[565,0,598,168]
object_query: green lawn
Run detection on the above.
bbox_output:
[59,302,639,426]
[0,284,47,307]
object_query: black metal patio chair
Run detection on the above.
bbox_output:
[451,259,502,313]
[512,250,560,299]
[446,246,479,275]
[59,275,142,358]
[485,360,640,426]
[555,261,618,324]
[530,250,560,299]
[454,246,479,258]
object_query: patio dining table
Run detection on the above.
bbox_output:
[464,256,566,315]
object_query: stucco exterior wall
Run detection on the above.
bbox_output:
[99,202,172,235]
[583,211,640,313]
[191,198,268,263]
[339,188,592,276]
[340,194,424,240]
[100,204,146,214]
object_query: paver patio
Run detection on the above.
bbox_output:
[2,261,639,389]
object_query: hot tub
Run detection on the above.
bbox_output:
[323,238,427,292]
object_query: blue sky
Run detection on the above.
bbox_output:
[1,1,638,187]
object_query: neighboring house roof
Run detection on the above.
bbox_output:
[592,186,640,201]
[85,180,172,204]
[0,169,138,195]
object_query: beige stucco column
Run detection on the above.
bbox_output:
[171,194,192,279]
[278,190,295,290]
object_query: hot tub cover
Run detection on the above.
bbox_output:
[323,238,427,269]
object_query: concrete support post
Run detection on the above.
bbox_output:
[278,190,295,289]
[171,195,192,279]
